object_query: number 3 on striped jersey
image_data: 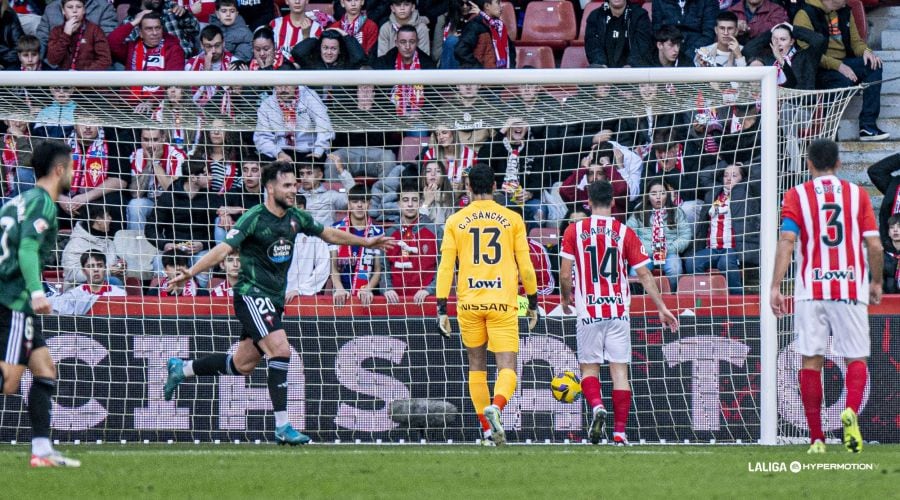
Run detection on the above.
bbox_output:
[820,203,843,248]
[468,227,501,265]
[585,245,619,283]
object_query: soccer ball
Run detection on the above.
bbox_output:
[550,371,582,403]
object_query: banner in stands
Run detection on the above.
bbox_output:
[0,315,897,444]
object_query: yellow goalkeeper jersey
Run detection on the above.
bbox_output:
[436,199,537,307]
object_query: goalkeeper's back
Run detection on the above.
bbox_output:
[436,199,538,307]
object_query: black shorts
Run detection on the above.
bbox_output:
[0,303,46,366]
[234,294,284,343]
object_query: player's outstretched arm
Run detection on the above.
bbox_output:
[865,235,884,305]
[168,241,234,291]
[559,257,575,315]
[635,266,678,332]
[320,227,396,250]
[769,231,797,318]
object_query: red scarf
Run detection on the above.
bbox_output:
[278,92,298,147]
[336,217,374,293]
[249,51,284,70]
[391,51,424,116]
[892,185,900,215]
[130,39,165,100]
[151,102,203,154]
[187,51,234,115]
[158,276,197,297]
[68,22,88,71]
[1,134,18,197]
[214,159,239,193]
[341,14,367,44]
[394,222,416,270]
[68,130,109,195]
[651,208,667,264]
[443,23,451,42]
[480,12,509,68]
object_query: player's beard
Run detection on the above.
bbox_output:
[273,191,294,210]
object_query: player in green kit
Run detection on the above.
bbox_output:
[164,161,394,445]
[0,141,81,467]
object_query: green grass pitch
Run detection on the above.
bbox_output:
[1,444,897,498]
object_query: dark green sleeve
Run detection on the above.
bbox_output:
[19,239,43,294]
[223,207,256,248]
[294,208,324,237]
[18,195,54,294]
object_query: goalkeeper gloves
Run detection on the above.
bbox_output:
[437,298,451,338]
[526,294,539,332]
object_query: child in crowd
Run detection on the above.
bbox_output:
[330,185,384,306]
[211,250,240,296]
[209,0,253,62]
[377,0,430,57]
[1,117,36,202]
[33,85,77,138]
[329,0,378,59]
[46,0,111,70]
[152,249,201,296]
[885,215,900,294]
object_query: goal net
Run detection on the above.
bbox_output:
[0,69,867,445]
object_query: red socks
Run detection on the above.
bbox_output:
[612,390,631,433]
[799,368,825,443]
[581,376,603,410]
[477,414,491,432]
[845,361,867,413]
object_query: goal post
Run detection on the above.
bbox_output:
[0,67,862,445]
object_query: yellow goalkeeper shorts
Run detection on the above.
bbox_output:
[457,304,519,353]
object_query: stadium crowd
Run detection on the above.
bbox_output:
[0,0,896,302]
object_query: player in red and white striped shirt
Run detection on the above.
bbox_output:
[269,0,325,60]
[560,180,678,446]
[771,139,884,454]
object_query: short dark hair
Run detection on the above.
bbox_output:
[391,0,416,5]
[467,164,494,196]
[161,248,190,269]
[348,184,371,201]
[399,178,420,195]
[16,35,40,53]
[716,11,739,25]
[807,139,839,172]
[83,203,110,223]
[30,140,71,179]
[200,24,224,42]
[80,251,106,268]
[396,24,418,38]
[252,26,275,44]
[261,161,295,187]
[140,11,164,26]
[655,25,683,44]
[296,160,324,174]
[296,195,307,209]
[590,143,615,165]
[588,180,613,209]
[187,160,209,177]
[889,214,900,227]
[215,0,238,9]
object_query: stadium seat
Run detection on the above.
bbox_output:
[519,1,577,50]
[210,277,225,290]
[676,274,729,296]
[528,227,559,247]
[846,0,866,41]
[560,45,588,68]
[642,1,652,21]
[516,46,555,69]
[306,3,334,16]
[125,277,143,296]
[399,136,426,163]
[573,1,604,46]
[501,1,519,41]
[628,275,672,294]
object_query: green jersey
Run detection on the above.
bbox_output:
[223,204,324,307]
[0,188,59,313]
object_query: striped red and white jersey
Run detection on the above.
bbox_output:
[422,146,477,184]
[707,190,734,249]
[781,175,879,302]
[269,15,324,60]
[519,239,555,296]
[560,215,650,320]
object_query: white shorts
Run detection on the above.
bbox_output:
[794,300,870,358]
[576,318,631,364]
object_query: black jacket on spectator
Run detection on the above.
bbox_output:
[717,109,761,166]
[584,3,653,68]
[867,152,900,246]
[454,14,516,69]
[694,180,760,263]
[652,0,718,59]
[477,133,548,199]
[373,47,436,69]
[741,27,826,89]
[885,246,900,294]
[0,10,24,69]
[290,34,367,70]
[145,180,225,251]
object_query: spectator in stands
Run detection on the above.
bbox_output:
[186,26,239,115]
[242,26,285,70]
[524,237,555,297]
[686,163,760,295]
[152,85,203,155]
[291,28,367,70]
[867,152,900,247]
[298,160,354,226]
[584,0,653,68]
[151,248,200,296]
[885,215,900,294]
[745,23,826,89]
[285,195,331,300]
[694,11,747,67]
[374,25,433,116]
[431,0,471,68]
[455,0,514,69]
[559,144,629,221]
[58,114,132,223]
[33,85,76,139]
[253,80,334,162]
[123,0,201,58]
[418,159,454,226]
[421,125,476,196]
[146,160,226,287]
[478,117,548,228]
[382,179,439,304]
[51,252,127,315]
[235,0,274,29]
[270,0,328,60]
[448,83,493,147]
[502,80,558,138]
[795,0,889,141]
[717,102,761,166]
[46,0,111,70]
[127,127,187,231]
[36,0,116,54]
[652,0,718,60]
[377,0,430,57]
[626,178,691,291]
[109,11,186,110]
[209,0,253,62]
[0,0,25,69]
[644,126,704,221]
[194,117,242,193]
[649,26,691,67]
[60,205,128,289]
[184,0,217,23]
[1,117,35,202]
[329,0,379,59]
[728,0,788,43]
[215,154,263,242]
[211,250,239,296]
[330,184,384,306]
[6,34,47,72]
[333,0,391,27]
[6,0,35,41]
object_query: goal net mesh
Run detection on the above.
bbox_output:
[0,73,861,444]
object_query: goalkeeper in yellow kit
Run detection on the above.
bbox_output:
[436,164,539,446]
